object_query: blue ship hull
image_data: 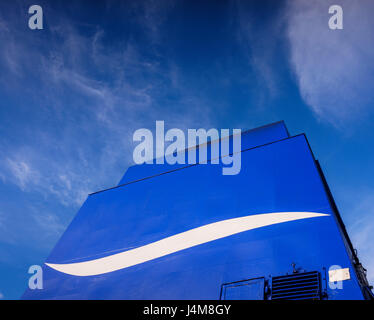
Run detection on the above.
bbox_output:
[22,122,372,300]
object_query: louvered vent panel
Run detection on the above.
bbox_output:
[271,271,321,300]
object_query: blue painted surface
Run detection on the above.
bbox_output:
[117,121,289,185]
[222,278,265,300]
[22,123,365,299]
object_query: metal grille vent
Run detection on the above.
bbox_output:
[271,271,321,300]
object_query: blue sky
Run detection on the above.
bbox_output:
[0,0,374,299]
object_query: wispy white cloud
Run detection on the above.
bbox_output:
[30,207,65,240]
[0,292,4,299]
[119,0,176,44]
[5,158,40,191]
[287,0,374,126]
[0,1,214,257]
[235,0,284,104]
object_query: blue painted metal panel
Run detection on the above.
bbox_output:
[222,278,265,300]
[22,131,365,300]
[117,121,289,185]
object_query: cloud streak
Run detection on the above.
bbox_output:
[287,0,374,126]
[0,1,215,262]
[0,3,213,209]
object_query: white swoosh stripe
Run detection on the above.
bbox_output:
[46,212,328,276]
